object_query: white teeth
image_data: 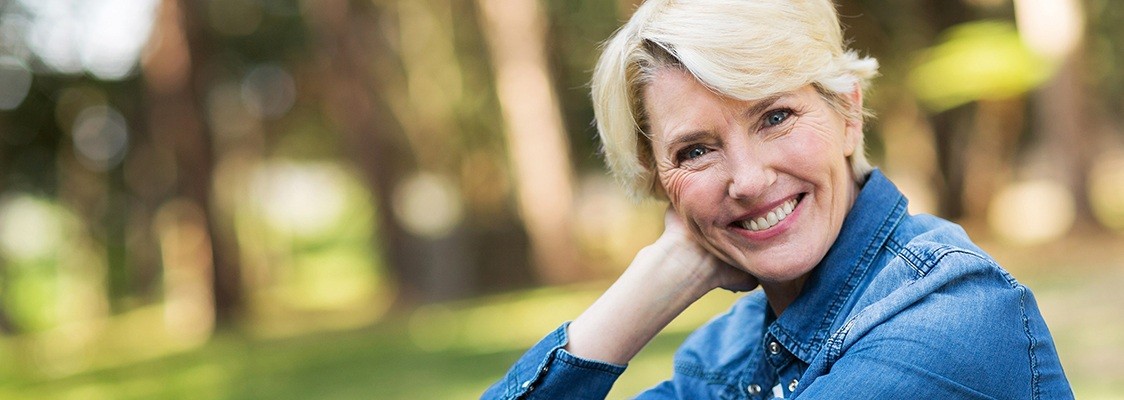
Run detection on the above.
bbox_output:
[740,198,798,232]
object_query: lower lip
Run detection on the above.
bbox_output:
[731,196,803,241]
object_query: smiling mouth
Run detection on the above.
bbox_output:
[733,194,804,232]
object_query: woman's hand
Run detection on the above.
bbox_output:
[656,209,759,293]
[564,208,758,365]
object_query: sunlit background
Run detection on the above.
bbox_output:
[0,0,1122,398]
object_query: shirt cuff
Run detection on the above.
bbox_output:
[481,321,626,399]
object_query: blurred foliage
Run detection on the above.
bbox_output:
[909,20,1054,112]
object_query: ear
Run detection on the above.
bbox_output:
[842,83,864,158]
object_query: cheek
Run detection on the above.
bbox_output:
[659,168,724,214]
[801,115,851,156]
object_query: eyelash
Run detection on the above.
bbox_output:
[763,108,794,127]
[675,144,709,163]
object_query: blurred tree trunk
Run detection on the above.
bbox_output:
[142,0,243,323]
[476,0,583,284]
[931,104,975,220]
[305,0,437,305]
[1016,0,1099,228]
[961,98,1023,222]
[1040,51,1098,228]
[306,0,549,305]
[921,0,975,220]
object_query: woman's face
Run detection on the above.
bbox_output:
[645,68,862,285]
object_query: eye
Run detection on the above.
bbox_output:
[763,109,792,127]
[676,144,710,162]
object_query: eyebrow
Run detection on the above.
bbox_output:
[742,93,786,121]
[665,130,713,151]
[662,92,791,151]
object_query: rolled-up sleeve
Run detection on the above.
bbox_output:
[481,322,627,399]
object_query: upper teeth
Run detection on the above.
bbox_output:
[740,198,797,232]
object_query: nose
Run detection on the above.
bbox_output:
[725,145,775,200]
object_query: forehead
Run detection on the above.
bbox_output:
[643,68,719,107]
[642,69,814,141]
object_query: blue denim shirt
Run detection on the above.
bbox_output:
[482,170,1073,399]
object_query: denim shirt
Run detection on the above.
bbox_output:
[481,170,1073,399]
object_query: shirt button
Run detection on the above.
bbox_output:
[521,380,532,389]
[767,341,781,355]
[746,384,762,395]
[788,379,799,392]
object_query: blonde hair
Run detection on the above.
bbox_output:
[591,0,880,199]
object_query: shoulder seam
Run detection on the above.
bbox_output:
[1017,284,1042,399]
[893,241,1014,287]
[887,236,925,277]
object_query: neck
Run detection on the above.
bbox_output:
[761,273,810,316]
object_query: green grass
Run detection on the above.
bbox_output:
[0,284,740,400]
[1,247,1122,399]
[0,319,520,400]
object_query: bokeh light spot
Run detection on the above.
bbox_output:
[0,56,33,110]
[0,14,34,60]
[70,105,129,171]
[18,0,158,80]
[241,64,296,119]
[392,172,463,239]
[250,162,350,237]
[0,194,65,261]
[988,179,1075,245]
[79,0,159,80]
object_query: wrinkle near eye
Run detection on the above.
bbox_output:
[659,168,693,204]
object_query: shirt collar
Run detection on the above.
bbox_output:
[766,169,908,363]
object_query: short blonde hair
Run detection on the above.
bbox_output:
[591,0,880,199]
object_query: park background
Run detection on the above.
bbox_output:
[0,0,1122,398]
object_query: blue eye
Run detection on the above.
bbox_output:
[677,145,709,162]
[764,109,791,127]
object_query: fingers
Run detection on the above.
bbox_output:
[658,207,760,293]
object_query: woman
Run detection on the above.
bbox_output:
[483,0,1073,398]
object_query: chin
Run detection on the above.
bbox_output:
[750,264,815,284]
[719,252,799,281]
